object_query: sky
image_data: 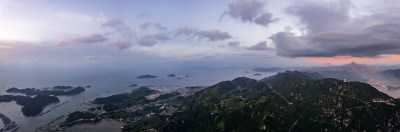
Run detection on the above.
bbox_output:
[1,0,400,72]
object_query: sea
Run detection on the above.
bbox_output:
[0,68,271,132]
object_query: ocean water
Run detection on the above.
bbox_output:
[0,68,272,132]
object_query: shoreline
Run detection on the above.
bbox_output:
[0,113,19,132]
[65,119,123,132]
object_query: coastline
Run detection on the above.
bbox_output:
[0,113,19,132]
[64,119,123,132]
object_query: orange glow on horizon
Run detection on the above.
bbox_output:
[306,55,400,65]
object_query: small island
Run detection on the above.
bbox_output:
[6,86,85,96]
[137,75,158,79]
[0,95,60,117]
[52,86,73,90]
[129,84,138,87]
[167,74,176,77]
[253,73,262,76]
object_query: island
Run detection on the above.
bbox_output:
[0,95,60,116]
[167,74,176,77]
[52,86,73,90]
[137,75,158,79]
[129,84,138,87]
[6,86,85,96]
[253,73,262,76]
[252,67,284,72]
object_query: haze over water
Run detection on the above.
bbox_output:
[0,68,271,131]
[1,0,400,131]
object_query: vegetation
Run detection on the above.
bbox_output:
[167,74,176,77]
[6,87,85,96]
[155,92,181,101]
[21,95,60,116]
[65,111,96,123]
[64,71,400,131]
[93,87,158,112]
[122,115,169,131]
[0,95,60,116]
[131,87,159,96]
[52,86,73,90]
[123,71,400,131]
[137,75,158,79]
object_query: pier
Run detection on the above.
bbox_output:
[39,101,69,116]
[0,113,19,132]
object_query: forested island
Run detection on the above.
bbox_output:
[137,75,158,79]
[6,86,85,96]
[1,85,86,117]
[0,95,60,116]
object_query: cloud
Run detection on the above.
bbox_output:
[247,41,269,51]
[137,33,170,47]
[175,27,197,38]
[140,22,151,30]
[73,33,108,44]
[174,27,232,41]
[227,41,240,47]
[140,22,167,30]
[285,0,351,34]
[153,23,167,30]
[106,39,132,50]
[271,0,400,58]
[56,11,98,23]
[254,13,278,26]
[221,0,277,27]
[101,19,129,32]
[100,19,137,50]
[57,39,67,46]
[57,33,108,47]
[101,19,135,38]
[84,55,115,64]
[197,30,232,41]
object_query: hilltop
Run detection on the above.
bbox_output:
[61,71,400,131]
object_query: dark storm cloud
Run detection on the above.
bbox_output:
[221,0,277,27]
[174,27,232,41]
[285,0,351,34]
[247,41,269,51]
[271,0,400,58]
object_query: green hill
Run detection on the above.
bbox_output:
[123,71,400,131]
